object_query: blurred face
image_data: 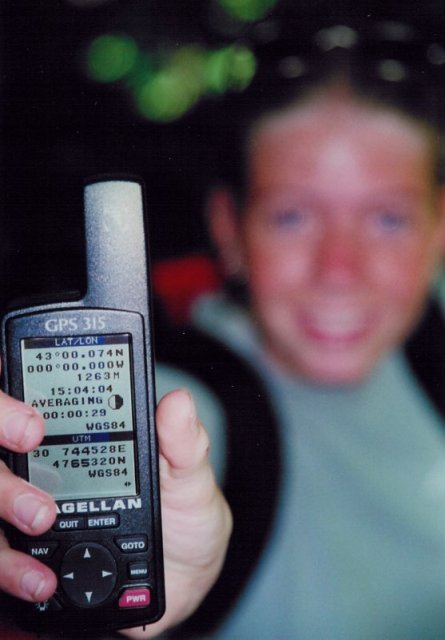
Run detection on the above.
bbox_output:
[214,98,445,384]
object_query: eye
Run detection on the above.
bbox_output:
[371,209,410,233]
[269,208,310,230]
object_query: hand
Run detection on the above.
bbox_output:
[120,389,232,639]
[0,384,58,604]
[0,378,231,638]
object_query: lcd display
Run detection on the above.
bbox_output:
[21,334,137,499]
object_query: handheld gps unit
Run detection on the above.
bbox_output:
[0,179,165,634]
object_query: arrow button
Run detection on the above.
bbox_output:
[60,542,117,608]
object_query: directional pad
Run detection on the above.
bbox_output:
[60,543,117,608]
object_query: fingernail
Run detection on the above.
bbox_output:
[21,570,47,600]
[3,410,40,449]
[181,388,197,421]
[13,493,50,531]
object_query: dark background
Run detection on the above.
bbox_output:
[1,0,218,309]
[1,0,445,310]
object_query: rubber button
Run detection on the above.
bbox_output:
[115,535,147,553]
[60,542,117,607]
[118,587,151,609]
[128,561,149,579]
[53,516,86,531]
[87,513,119,529]
[27,542,58,560]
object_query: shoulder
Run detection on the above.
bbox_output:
[155,324,282,636]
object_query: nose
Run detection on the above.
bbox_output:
[315,223,362,289]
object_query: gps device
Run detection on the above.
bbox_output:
[0,179,165,634]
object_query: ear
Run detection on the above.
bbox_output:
[206,187,246,278]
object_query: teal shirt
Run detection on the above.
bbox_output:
[189,294,445,640]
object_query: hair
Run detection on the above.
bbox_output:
[206,18,445,201]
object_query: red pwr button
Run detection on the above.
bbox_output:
[118,587,151,609]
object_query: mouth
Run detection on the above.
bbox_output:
[299,308,373,345]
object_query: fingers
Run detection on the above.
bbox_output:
[0,390,45,453]
[0,369,57,605]
[0,384,55,535]
[0,528,57,602]
[0,462,57,536]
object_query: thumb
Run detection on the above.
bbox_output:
[156,389,210,478]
